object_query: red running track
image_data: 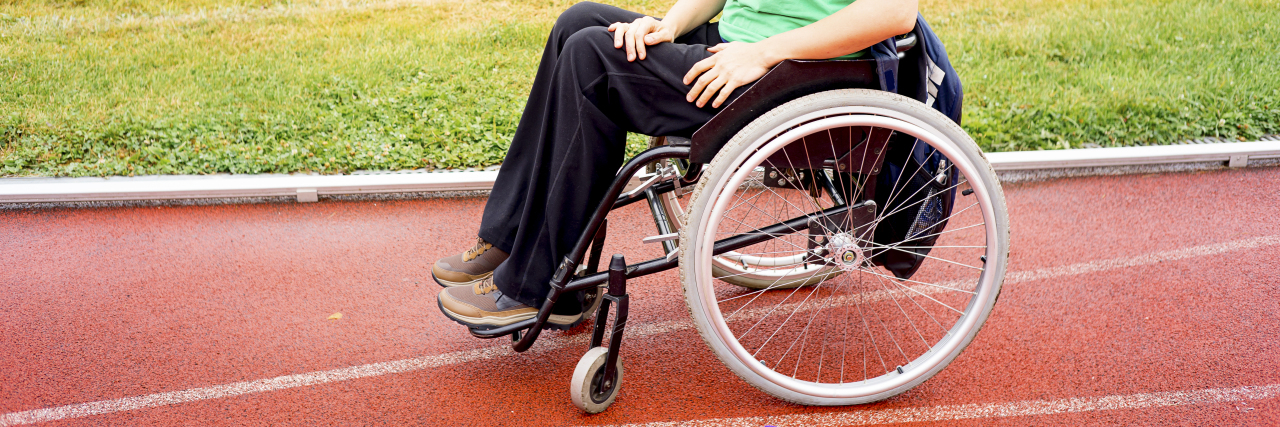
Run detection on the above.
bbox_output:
[1,166,1278,426]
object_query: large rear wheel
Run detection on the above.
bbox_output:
[679,89,1009,405]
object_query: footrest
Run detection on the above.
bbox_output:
[467,318,536,339]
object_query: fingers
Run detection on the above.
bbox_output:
[623,24,637,61]
[686,42,765,108]
[686,66,719,104]
[613,17,671,61]
[632,23,647,60]
[683,56,715,86]
[711,79,740,108]
[645,22,673,45]
[611,23,628,49]
[696,74,729,108]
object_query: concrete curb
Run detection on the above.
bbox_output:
[2,141,1278,204]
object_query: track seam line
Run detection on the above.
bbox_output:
[596,383,1280,427]
[2,234,1278,426]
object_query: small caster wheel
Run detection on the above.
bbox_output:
[570,347,623,413]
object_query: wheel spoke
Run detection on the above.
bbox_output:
[861,200,983,261]
[853,268,968,314]
[873,178,969,230]
[676,107,1006,404]
[871,271,949,334]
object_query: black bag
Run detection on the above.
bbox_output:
[872,136,957,280]
[869,16,964,280]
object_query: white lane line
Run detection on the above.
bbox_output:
[3,234,1278,426]
[1005,234,1280,285]
[0,325,689,427]
[601,383,1280,427]
[0,344,515,427]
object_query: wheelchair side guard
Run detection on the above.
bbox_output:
[761,125,894,182]
[689,29,920,164]
[689,59,883,164]
[760,167,820,198]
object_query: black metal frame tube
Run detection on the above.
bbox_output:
[473,202,853,341]
[502,143,851,351]
[597,255,628,397]
[644,188,678,255]
[511,145,691,352]
[816,170,846,207]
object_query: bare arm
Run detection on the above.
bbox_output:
[686,0,919,107]
[758,0,918,64]
[661,0,729,38]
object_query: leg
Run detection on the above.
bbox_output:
[439,6,751,329]
[484,26,751,309]
[479,1,724,253]
[433,2,649,290]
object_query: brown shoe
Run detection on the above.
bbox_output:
[432,237,509,287]
[437,278,580,328]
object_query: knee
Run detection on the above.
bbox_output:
[554,2,610,33]
[553,28,618,89]
[564,27,613,49]
[561,27,613,60]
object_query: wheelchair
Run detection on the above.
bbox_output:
[469,33,1010,413]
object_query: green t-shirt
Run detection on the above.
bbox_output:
[718,0,866,59]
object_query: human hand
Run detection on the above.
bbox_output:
[683,42,773,108]
[607,16,675,61]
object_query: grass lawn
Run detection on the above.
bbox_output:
[1,0,1277,177]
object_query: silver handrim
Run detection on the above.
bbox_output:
[689,107,1003,399]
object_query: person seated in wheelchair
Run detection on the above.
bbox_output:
[431,0,920,330]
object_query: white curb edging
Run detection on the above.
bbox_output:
[0,170,499,203]
[2,141,1278,204]
[983,140,1280,170]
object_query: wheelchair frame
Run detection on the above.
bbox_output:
[466,32,997,412]
[475,32,922,342]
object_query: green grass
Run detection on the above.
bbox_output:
[1,0,1277,177]
[932,0,1280,152]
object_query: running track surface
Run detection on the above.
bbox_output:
[2,167,1278,426]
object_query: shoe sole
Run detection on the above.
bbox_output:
[437,297,582,331]
[529,285,608,331]
[431,271,492,288]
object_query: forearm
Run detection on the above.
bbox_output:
[756,0,918,66]
[662,0,728,37]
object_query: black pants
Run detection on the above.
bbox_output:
[477,2,751,308]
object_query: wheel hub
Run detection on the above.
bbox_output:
[826,233,865,272]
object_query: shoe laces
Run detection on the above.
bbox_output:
[463,237,493,262]
[474,278,498,295]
